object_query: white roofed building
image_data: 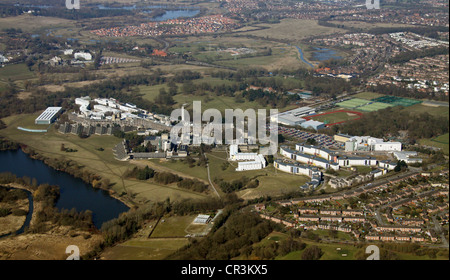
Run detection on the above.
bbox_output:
[35,107,63,125]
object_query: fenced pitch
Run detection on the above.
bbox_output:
[335,98,370,109]
[371,96,422,107]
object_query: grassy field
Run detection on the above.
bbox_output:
[151,214,203,238]
[328,20,417,31]
[148,150,310,200]
[420,133,449,155]
[0,63,35,82]
[310,111,361,124]
[401,103,449,118]
[100,238,188,260]
[216,46,301,71]
[169,35,302,71]
[0,14,75,33]
[242,19,345,43]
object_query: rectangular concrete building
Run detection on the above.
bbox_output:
[35,107,62,125]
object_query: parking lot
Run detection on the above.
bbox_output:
[277,125,344,149]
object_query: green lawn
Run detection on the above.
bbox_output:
[149,150,310,200]
[150,214,198,238]
[0,63,35,82]
[311,111,361,124]
[100,238,188,260]
[420,133,449,155]
[401,103,449,118]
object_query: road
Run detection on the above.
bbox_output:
[205,154,221,199]
[432,215,449,248]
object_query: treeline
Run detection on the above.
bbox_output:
[368,84,449,101]
[125,166,209,193]
[0,186,29,217]
[367,26,449,40]
[389,46,449,64]
[0,138,20,151]
[333,106,449,142]
[22,147,112,190]
[241,89,297,108]
[0,4,27,17]
[0,173,95,232]
[30,183,95,233]
[215,176,259,193]
[166,210,274,260]
[303,75,352,97]
[96,196,229,251]
[177,178,209,193]
[32,6,134,20]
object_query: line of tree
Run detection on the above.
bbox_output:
[22,147,112,190]
[388,46,449,64]
[0,138,20,151]
[332,106,449,143]
[125,166,209,193]
[166,209,274,260]
[215,176,259,193]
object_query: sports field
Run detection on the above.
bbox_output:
[335,98,369,109]
[371,96,422,107]
[306,110,363,126]
[357,102,394,112]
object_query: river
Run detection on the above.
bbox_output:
[0,188,33,239]
[294,46,315,68]
[0,149,129,230]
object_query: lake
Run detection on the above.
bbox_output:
[0,149,129,229]
[312,47,342,61]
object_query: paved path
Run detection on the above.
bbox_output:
[205,154,221,199]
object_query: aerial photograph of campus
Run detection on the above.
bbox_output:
[0,0,448,265]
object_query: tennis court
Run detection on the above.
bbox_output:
[357,102,394,112]
[335,98,369,109]
[371,96,422,107]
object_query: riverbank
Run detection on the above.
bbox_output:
[0,185,30,237]
[18,145,136,211]
[0,183,104,260]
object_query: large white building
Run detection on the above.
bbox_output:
[0,54,9,63]
[281,143,398,171]
[280,146,340,170]
[345,136,402,152]
[274,160,322,190]
[74,51,92,61]
[229,144,266,171]
[35,107,63,125]
[392,151,423,164]
[271,106,316,126]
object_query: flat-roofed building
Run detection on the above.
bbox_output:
[193,214,211,224]
[35,107,63,125]
[334,133,352,143]
[300,120,325,131]
[277,114,306,126]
